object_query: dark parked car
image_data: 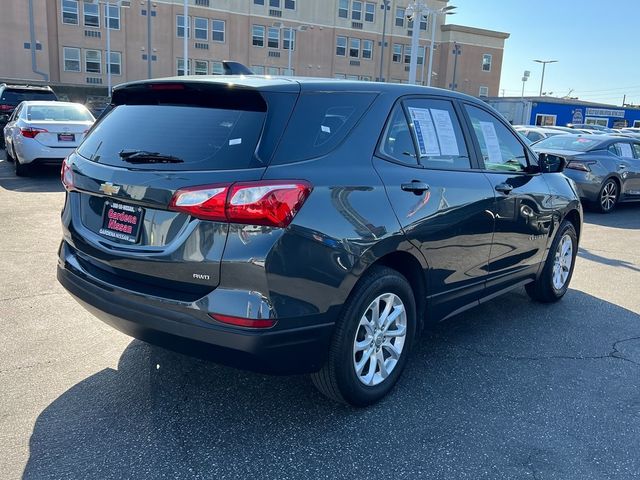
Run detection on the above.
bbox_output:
[0,84,57,147]
[57,77,582,406]
[534,134,640,213]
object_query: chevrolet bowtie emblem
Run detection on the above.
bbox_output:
[99,182,121,196]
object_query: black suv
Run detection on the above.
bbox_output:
[0,84,57,147]
[57,77,582,406]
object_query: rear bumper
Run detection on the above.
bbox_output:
[16,139,75,164]
[57,242,335,375]
[562,170,601,202]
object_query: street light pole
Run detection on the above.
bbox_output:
[106,2,111,94]
[378,0,390,82]
[288,26,293,74]
[426,11,437,86]
[183,0,189,75]
[534,59,557,96]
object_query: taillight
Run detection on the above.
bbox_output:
[0,104,13,112]
[20,127,48,138]
[169,180,312,227]
[149,83,185,91]
[209,313,276,329]
[61,157,74,190]
[566,160,594,172]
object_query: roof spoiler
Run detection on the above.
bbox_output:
[222,61,254,75]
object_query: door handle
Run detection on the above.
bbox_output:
[401,181,430,195]
[618,164,627,170]
[495,182,514,194]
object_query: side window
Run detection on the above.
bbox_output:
[608,144,619,156]
[632,143,640,159]
[614,142,634,158]
[464,104,528,172]
[11,104,23,121]
[526,131,544,142]
[379,104,418,165]
[403,98,471,169]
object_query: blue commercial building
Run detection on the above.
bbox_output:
[484,96,640,128]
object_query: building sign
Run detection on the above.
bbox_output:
[571,109,584,124]
[585,108,625,118]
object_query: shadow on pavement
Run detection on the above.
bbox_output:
[22,289,640,479]
[578,247,640,272]
[583,204,639,230]
[0,155,64,193]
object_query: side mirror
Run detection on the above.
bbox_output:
[538,152,566,173]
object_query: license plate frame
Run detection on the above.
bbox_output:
[99,201,144,244]
[58,133,75,142]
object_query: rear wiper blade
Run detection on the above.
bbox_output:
[119,149,184,164]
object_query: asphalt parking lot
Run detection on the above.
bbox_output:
[0,150,638,480]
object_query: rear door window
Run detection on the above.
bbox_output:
[271,92,376,164]
[0,89,57,105]
[464,104,528,172]
[612,142,634,158]
[379,104,418,165]
[77,104,266,171]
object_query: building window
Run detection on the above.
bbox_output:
[211,61,224,74]
[482,54,492,72]
[63,47,81,72]
[268,27,280,48]
[392,44,402,62]
[395,7,405,27]
[349,38,360,58]
[283,28,295,50]
[364,2,375,22]
[420,14,428,30]
[404,45,411,64]
[212,19,225,42]
[338,0,348,18]
[351,1,362,20]
[334,73,346,79]
[284,0,295,9]
[194,17,208,40]
[177,58,191,76]
[478,86,489,97]
[83,2,99,28]
[269,0,280,7]
[417,46,425,65]
[362,39,373,59]
[104,4,119,29]
[252,65,265,74]
[177,15,191,38]
[62,0,78,25]
[194,60,208,75]
[252,25,265,47]
[85,49,102,74]
[108,51,121,75]
[254,0,264,4]
[346,75,359,80]
[336,36,347,56]
[267,66,279,75]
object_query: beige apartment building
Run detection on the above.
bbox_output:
[0,0,509,101]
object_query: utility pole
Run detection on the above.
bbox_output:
[183,0,188,75]
[622,94,626,107]
[378,0,390,82]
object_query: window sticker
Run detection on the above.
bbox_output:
[617,143,633,158]
[408,107,440,156]
[430,109,460,156]
[229,138,242,146]
[479,121,503,164]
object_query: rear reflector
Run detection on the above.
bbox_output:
[169,180,312,228]
[209,313,276,329]
[20,127,48,138]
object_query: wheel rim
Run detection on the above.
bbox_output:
[600,181,617,211]
[353,293,407,387]
[552,234,573,290]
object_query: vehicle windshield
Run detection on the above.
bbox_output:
[26,104,94,122]
[0,89,57,105]
[534,135,603,152]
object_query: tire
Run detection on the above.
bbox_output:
[526,220,577,303]
[595,178,619,214]
[14,150,29,177]
[311,266,417,407]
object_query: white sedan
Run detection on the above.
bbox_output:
[3,101,95,176]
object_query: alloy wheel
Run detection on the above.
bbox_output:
[600,181,617,212]
[552,234,573,290]
[352,293,407,386]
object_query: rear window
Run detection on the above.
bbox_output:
[534,135,602,152]
[77,105,266,171]
[271,92,376,164]
[1,89,57,105]
[27,104,93,122]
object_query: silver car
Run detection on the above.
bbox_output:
[534,134,640,213]
[3,101,94,176]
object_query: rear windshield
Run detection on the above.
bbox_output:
[534,135,602,152]
[77,105,266,171]
[1,89,57,105]
[27,104,94,122]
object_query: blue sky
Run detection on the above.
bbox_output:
[450,0,639,106]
